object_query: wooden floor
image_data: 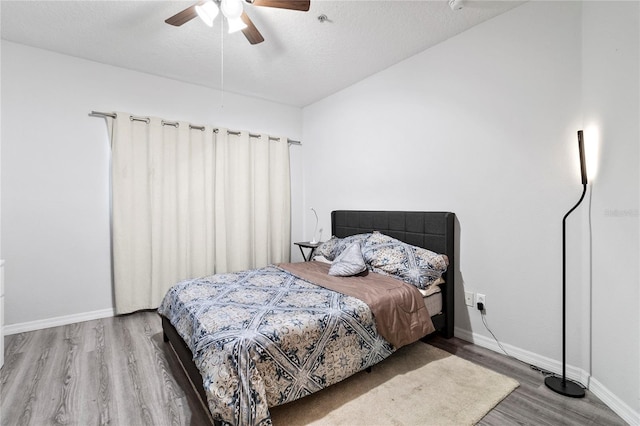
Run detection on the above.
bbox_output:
[1,311,627,426]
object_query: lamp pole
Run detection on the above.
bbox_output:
[544,130,587,398]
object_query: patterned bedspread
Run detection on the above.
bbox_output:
[158,264,396,426]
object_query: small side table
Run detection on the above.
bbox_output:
[294,241,321,261]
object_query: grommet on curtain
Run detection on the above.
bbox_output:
[130,115,150,124]
[90,111,301,144]
[162,120,179,128]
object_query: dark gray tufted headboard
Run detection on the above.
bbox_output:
[331,210,455,338]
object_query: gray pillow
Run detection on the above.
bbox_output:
[328,241,367,277]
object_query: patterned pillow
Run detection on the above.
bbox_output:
[329,241,367,277]
[314,233,372,261]
[313,236,340,260]
[362,233,449,290]
[331,233,372,260]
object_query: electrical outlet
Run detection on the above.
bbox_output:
[464,291,474,307]
[476,293,486,308]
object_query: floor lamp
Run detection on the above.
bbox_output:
[544,130,587,398]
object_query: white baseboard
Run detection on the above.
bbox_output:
[589,376,640,426]
[454,326,639,426]
[4,308,115,335]
[454,326,589,385]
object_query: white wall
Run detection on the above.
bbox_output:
[304,0,582,358]
[302,1,638,422]
[1,41,304,326]
[582,1,639,420]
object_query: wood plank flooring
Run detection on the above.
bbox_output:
[1,311,211,426]
[1,311,628,425]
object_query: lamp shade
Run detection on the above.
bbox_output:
[221,0,243,19]
[196,0,219,27]
[227,16,248,33]
[577,130,587,185]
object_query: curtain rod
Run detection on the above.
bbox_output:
[89,111,302,145]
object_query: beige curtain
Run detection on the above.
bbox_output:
[109,113,291,314]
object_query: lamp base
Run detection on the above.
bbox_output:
[544,376,585,398]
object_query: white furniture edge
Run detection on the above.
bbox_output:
[455,326,639,426]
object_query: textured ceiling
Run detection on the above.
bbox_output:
[1,0,525,107]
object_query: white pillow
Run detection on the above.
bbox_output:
[328,241,367,277]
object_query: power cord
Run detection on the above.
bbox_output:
[479,308,511,359]
[478,306,586,388]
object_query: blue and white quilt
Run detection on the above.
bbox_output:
[158,264,396,425]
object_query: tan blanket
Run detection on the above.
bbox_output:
[278,261,435,348]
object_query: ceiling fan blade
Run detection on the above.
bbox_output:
[250,0,310,12]
[241,12,265,45]
[165,2,203,26]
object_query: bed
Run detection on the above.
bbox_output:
[159,210,455,425]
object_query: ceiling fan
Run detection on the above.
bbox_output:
[165,0,310,45]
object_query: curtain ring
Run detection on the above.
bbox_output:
[130,115,150,124]
[161,120,179,128]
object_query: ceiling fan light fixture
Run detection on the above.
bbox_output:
[221,0,244,19]
[227,16,248,33]
[165,0,308,44]
[196,0,219,27]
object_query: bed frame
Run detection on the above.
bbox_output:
[161,210,455,422]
